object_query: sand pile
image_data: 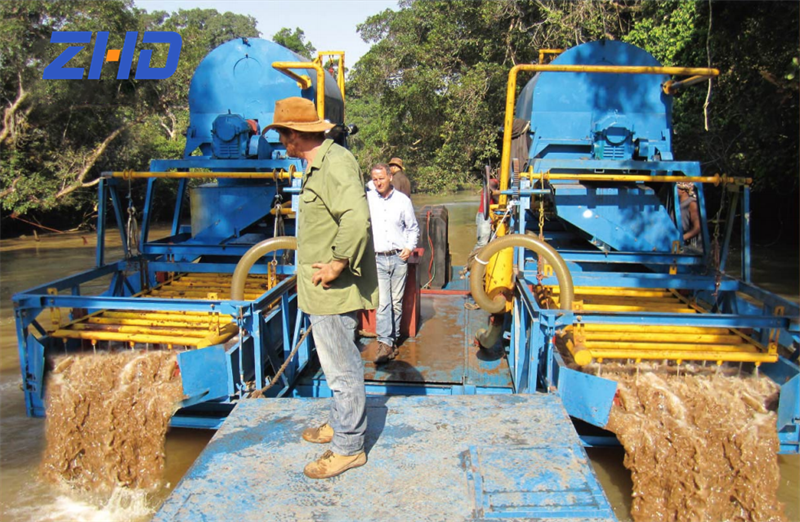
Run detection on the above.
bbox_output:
[41,350,184,493]
[602,366,785,522]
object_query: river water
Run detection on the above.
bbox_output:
[1,192,797,521]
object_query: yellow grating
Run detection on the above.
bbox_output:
[546,286,776,366]
[49,273,275,348]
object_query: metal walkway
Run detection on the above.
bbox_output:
[155,394,616,521]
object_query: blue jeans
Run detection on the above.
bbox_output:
[376,254,408,347]
[309,312,366,456]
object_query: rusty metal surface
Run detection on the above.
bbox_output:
[155,394,616,521]
[359,293,512,388]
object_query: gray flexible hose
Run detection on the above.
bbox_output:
[231,236,297,300]
[469,234,574,313]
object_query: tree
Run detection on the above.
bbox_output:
[347,0,631,192]
[0,2,259,233]
[272,27,316,58]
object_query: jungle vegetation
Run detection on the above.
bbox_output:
[1,0,797,241]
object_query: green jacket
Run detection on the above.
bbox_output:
[296,139,379,315]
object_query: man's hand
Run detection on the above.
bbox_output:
[311,259,349,288]
[399,248,412,261]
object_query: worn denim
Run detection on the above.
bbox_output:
[376,254,408,346]
[476,211,492,248]
[309,312,366,456]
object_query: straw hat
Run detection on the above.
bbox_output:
[389,157,404,170]
[263,97,335,133]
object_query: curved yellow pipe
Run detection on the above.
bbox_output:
[231,237,297,300]
[469,234,574,313]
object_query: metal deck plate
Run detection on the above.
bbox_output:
[311,293,513,390]
[155,394,616,521]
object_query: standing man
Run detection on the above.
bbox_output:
[265,97,379,479]
[677,182,702,253]
[367,163,419,364]
[388,157,412,198]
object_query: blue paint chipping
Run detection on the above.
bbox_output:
[155,395,616,521]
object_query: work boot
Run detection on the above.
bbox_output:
[374,342,398,364]
[302,422,334,444]
[304,450,367,479]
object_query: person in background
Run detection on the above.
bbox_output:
[677,181,702,253]
[367,163,419,364]
[265,97,379,479]
[475,176,499,249]
[388,157,412,198]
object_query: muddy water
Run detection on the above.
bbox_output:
[42,350,183,493]
[604,365,785,521]
[0,192,798,520]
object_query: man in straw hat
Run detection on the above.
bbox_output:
[388,157,412,198]
[265,97,379,479]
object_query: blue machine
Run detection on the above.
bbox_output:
[468,40,800,453]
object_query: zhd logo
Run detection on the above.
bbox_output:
[43,31,182,80]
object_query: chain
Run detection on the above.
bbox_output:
[125,175,139,258]
[536,170,546,284]
[710,179,728,297]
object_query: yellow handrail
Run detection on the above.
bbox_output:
[271,61,326,118]
[499,63,720,208]
[520,170,752,186]
[105,168,302,180]
[315,51,346,103]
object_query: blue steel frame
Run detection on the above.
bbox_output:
[13,153,312,428]
[501,172,800,454]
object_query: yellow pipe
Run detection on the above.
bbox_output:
[587,341,757,352]
[663,75,711,94]
[582,324,731,335]
[51,330,219,346]
[520,171,752,186]
[484,222,514,312]
[150,289,264,300]
[316,51,346,103]
[101,311,230,323]
[579,304,695,313]
[272,61,326,118]
[69,323,209,337]
[538,48,564,64]
[107,170,300,180]
[570,349,776,366]
[500,63,720,206]
[585,332,745,344]
[551,288,673,298]
[88,317,228,328]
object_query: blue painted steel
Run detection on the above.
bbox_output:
[557,368,617,428]
[95,179,107,267]
[518,41,672,163]
[178,346,231,404]
[553,185,680,253]
[154,395,616,521]
[184,37,342,159]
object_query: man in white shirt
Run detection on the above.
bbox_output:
[366,163,420,364]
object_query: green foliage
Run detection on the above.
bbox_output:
[272,27,316,58]
[0,2,258,232]
[348,0,797,202]
[348,0,632,193]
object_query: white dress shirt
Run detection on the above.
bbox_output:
[367,188,419,253]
